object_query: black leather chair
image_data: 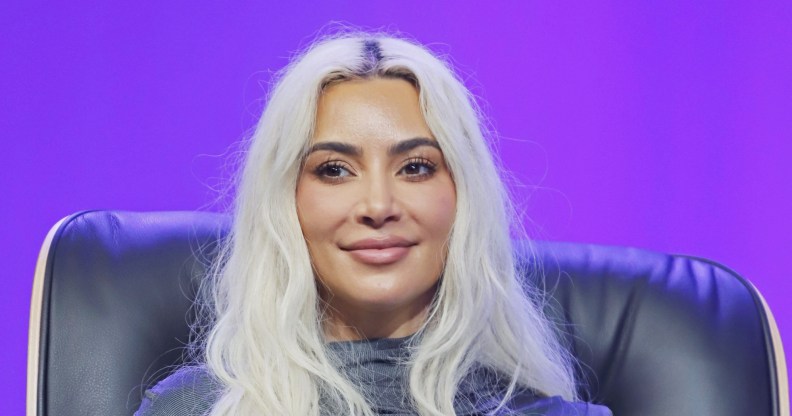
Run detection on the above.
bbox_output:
[27,211,788,415]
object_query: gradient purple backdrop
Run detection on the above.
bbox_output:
[2,2,790,414]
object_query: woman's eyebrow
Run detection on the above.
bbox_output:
[306,138,440,157]
[388,137,440,156]
[306,141,362,156]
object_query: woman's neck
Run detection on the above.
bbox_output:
[321,294,432,341]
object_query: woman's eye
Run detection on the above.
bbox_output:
[399,159,436,178]
[314,163,352,179]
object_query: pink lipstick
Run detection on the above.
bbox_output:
[341,236,415,265]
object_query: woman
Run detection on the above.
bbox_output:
[137,33,611,416]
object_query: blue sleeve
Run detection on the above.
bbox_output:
[510,395,613,416]
[135,366,221,416]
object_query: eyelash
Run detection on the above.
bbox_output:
[311,157,437,183]
[399,157,437,180]
[312,161,353,183]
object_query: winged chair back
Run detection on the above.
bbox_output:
[28,211,788,415]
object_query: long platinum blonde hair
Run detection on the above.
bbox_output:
[199,32,578,415]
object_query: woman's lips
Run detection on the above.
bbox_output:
[346,246,411,265]
[341,236,415,265]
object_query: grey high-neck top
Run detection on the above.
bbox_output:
[135,336,611,415]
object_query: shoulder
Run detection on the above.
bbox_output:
[135,366,223,416]
[456,367,611,416]
[505,393,612,416]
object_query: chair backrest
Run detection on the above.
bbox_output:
[27,211,788,415]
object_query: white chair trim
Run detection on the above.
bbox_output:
[27,217,68,416]
[753,284,789,416]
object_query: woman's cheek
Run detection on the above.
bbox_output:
[298,181,351,233]
[430,182,457,225]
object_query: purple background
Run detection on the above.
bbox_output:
[2,2,790,413]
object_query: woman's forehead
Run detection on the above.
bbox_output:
[313,78,432,143]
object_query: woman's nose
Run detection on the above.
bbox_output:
[355,174,401,228]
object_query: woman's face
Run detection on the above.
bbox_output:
[296,77,456,339]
